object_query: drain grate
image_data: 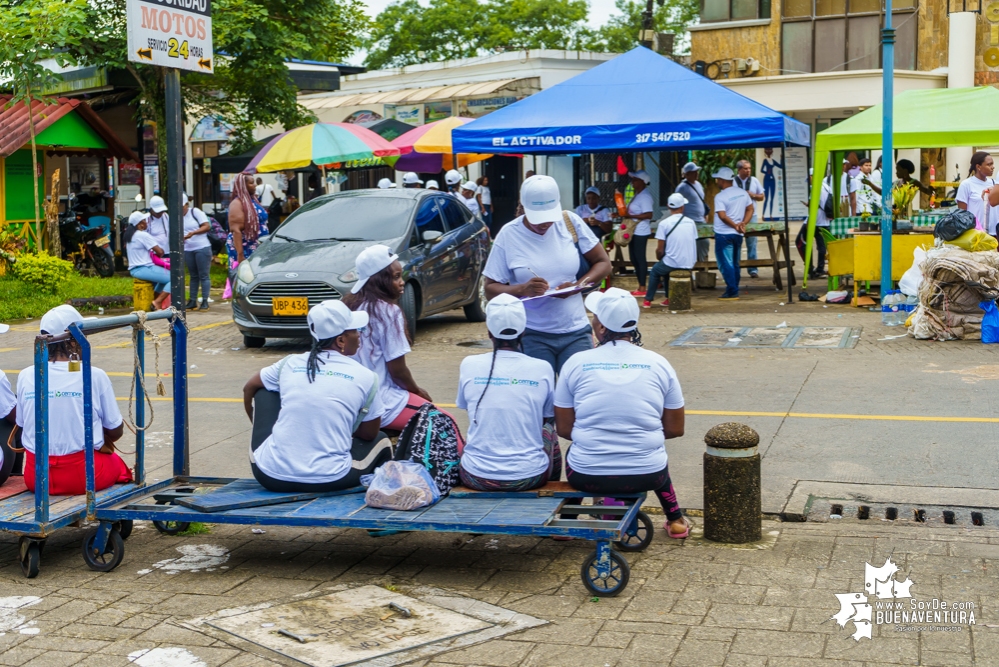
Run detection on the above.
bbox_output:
[670,326,861,349]
[806,498,999,527]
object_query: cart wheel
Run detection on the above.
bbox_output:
[581,549,630,597]
[115,520,134,540]
[153,500,190,535]
[82,527,125,572]
[615,511,654,552]
[18,538,40,579]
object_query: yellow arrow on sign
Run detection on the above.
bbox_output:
[136,48,152,60]
[198,57,211,70]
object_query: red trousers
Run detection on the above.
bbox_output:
[24,449,132,495]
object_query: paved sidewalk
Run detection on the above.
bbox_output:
[0,515,996,666]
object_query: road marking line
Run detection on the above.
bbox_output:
[189,320,233,332]
[7,370,205,378]
[0,348,19,353]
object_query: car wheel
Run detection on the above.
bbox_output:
[243,334,265,348]
[401,283,417,340]
[463,273,487,323]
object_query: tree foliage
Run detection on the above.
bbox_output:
[364,0,593,70]
[590,0,699,54]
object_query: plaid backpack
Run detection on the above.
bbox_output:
[394,404,462,495]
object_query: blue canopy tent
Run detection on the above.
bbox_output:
[452,47,811,300]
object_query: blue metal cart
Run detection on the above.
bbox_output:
[0,310,187,577]
[95,478,653,596]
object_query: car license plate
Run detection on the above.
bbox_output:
[272,296,309,316]
[95,235,110,247]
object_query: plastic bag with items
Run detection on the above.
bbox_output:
[945,228,999,253]
[362,460,441,511]
[934,210,977,241]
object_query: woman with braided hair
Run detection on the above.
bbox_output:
[243,300,392,492]
[554,288,690,539]
[455,294,556,492]
[227,171,269,274]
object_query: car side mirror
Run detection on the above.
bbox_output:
[422,230,443,243]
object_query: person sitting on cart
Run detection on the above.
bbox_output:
[243,300,393,492]
[15,306,132,495]
[0,323,16,486]
[455,294,557,492]
[554,288,690,538]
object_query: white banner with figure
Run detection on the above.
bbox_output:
[756,147,808,221]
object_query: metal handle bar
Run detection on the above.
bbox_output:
[34,309,177,345]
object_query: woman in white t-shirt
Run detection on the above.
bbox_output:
[475,176,495,235]
[957,152,999,234]
[456,294,557,491]
[576,186,613,241]
[126,211,171,310]
[484,175,612,374]
[342,245,457,434]
[182,194,213,311]
[0,325,17,485]
[554,288,689,538]
[16,306,131,495]
[243,300,391,492]
[624,170,655,296]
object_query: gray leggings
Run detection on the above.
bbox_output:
[184,246,212,302]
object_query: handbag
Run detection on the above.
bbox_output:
[613,218,638,246]
[562,211,599,295]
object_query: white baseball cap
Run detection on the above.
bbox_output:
[426,180,440,190]
[0,323,8,334]
[182,193,190,206]
[461,181,477,192]
[402,172,423,185]
[682,162,700,174]
[585,287,640,333]
[519,175,562,225]
[712,166,735,180]
[351,244,400,294]
[628,170,651,185]
[307,300,368,341]
[40,304,84,335]
[149,195,167,213]
[486,294,527,340]
[128,211,147,226]
[377,178,394,189]
[667,193,688,209]
[445,169,462,185]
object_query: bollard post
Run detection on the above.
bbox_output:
[703,422,761,543]
[668,270,691,310]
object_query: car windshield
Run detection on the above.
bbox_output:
[272,195,415,242]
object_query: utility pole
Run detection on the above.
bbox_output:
[639,0,656,48]
[880,0,894,293]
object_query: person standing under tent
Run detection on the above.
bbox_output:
[712,167,753,300]
[893,159,934,199]
[625,169,655,297]
[734,160,765,278]
[476,176,494,233]
[255,178,276,207]
[182,193,213,312]
[484,175,612,374]
[456,294,557,492]
[555,288,689,539]
[144,195,170,250]
[676,162,710,263]
[957,152,999,234]
[838,159,860,216]
[16,306,132,495]
[458,182,481,216]
[576,186,613,241]
[796,175,830,279]
[643,193,697,308]
[855,157,880,216]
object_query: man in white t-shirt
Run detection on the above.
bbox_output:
[458,181,481,217]
[456,294,556,491]
[712,167,753,300]
[255,178,276,207]
[855,157,880,215]
[643,192,697,308]
[244,300,391,492]
[734,160,765,278]
[839,160,860,216]
[797,178,832,279]
[626,170,655,296]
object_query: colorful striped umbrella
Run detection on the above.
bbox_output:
[247,123,400,173]
[391,117,491,171]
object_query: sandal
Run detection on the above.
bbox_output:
[666,516,691,539]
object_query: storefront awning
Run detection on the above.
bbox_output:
[0,95,137,161]
[300,78,536,110]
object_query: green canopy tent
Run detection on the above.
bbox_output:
[804,86,999,287]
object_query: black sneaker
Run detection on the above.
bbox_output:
[200,300,209,311]
[185,299,199,310]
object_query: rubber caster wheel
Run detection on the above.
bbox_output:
[581,549,630,597]
[615,511,654,552]
[115,520,134,540]
[18,537,40,579]
[153,499,190,535]
[82,527,124,572]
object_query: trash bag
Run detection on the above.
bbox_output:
[981,301,999,344]
[946,228,999,253]
[363,460,441,511]
[934,210,977,241]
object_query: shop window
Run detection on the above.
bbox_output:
[700,0,771,22]
[781,0,917,74]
